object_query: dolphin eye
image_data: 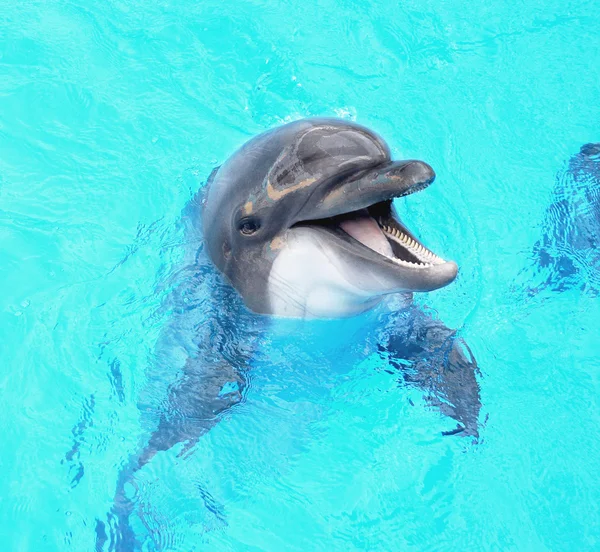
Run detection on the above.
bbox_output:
[239,217,260,235]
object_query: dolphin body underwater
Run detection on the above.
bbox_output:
[103,119,482,551]
[527,142,600,293]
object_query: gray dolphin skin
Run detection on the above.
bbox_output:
[202,118,458,318]
[527,142,600,293]
[103,118,481,551]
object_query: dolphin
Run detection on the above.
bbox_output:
[103,118,481,551]
[526,142,600,294]
[202,118,458,318]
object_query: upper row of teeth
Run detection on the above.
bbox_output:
[380,224,445,267]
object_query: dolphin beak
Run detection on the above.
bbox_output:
[312,160,435,220]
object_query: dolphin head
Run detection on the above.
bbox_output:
[202,118,458,318]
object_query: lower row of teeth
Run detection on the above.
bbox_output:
[380,224,444,267]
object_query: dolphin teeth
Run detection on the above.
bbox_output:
[391,257,432,269]
[380,222,446,266]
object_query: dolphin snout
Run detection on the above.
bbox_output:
[302,160,436,222]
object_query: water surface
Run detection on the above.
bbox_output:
[1,0,599,550]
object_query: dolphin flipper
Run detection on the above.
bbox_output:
[382,307,482,438]
[101,189,262,550]
[106,355,248,551]
[141,357,247,464]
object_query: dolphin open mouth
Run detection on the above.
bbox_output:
[299,200,452,269]
[290,162,458,292]
[337,202,447,269]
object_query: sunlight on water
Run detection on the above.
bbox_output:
[1,0,599,550]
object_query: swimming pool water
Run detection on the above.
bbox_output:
[1,0,599,550]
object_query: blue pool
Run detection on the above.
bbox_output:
[1,0,599,550]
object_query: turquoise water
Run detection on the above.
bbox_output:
[2,0,600,550]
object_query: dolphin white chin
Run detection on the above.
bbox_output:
[267,226,395,319]
[267,200,457,319]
